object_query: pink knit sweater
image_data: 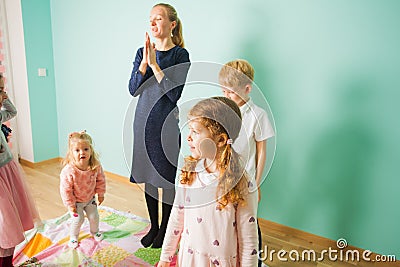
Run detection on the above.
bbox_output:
[60,163,106,209]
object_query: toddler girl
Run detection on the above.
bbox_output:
[60,131,106,249]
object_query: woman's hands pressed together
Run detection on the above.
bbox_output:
[138,32,163,82]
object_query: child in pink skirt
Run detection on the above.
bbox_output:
[0,74,41,267]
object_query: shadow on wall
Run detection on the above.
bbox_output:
[295,77,376,240]
[233,1,377,250]
[232,3,283,220]
[225,0,399,256]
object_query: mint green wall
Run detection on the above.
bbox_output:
[21,0,59,161]
[248,1,400,257]
[44,0,400,257]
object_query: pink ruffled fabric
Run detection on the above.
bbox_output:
[0,160,40,249]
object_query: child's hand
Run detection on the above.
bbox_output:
[157,261,170,267]
[0,91,8,100]
[69,206,77,214]
[98,196,104,205]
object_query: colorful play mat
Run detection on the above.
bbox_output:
[13,206,177,267]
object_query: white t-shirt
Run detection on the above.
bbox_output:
[233,99,275,183]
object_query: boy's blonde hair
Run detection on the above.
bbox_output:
[62,131,100,170]
[219,59,255,89]
[181,97,248,208]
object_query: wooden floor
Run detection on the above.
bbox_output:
[22,160,399,267]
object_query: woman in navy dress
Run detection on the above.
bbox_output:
[128,3,190,248]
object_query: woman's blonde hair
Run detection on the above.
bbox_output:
[219,59,255,89]
[154,3,185,48]
[181,97,248,208]
[62,131,100,171]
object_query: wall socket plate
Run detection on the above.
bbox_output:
[38,68,47,77]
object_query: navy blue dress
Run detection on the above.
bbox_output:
[128,46,190,189]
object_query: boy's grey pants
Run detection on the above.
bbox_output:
[70,197,99,240]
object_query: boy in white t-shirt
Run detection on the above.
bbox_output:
[219,59,275,267]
